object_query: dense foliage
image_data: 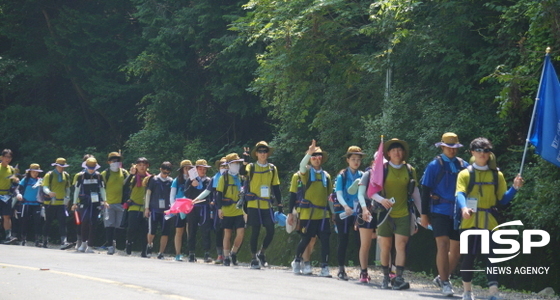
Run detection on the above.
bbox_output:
[1,0,559,291]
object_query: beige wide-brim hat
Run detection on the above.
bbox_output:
[177,160,193,171]
[26,163,43,173]
[225,153,244,164]
[51,157,70,168]
[383,138,409,162]
[309,147,329,164]
[195,159,211,168]
[342,146,365,158]
[214,157,227,169]
[251,141,275,160]
[434,132,463,148]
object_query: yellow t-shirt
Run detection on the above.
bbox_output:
[456,168,507,230]
[128,175,147,212]
[245,163,280,209]
[0,165,15,195]
[382,164,418,218]
[296,170,332,220]
[101,169,130,205]
[43,170,70,205]
[216,173,243,217]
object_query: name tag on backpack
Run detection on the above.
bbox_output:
[91,192,99,203]
[260,185,270,198]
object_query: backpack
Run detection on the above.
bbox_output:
[39,170,70,203]
[433,155,467,186]
[76,171,103,205]
[296,170,331,207]
[243,163,276,201]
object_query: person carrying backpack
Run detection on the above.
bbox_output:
[124,157,150,257]
[100,152,130,255]
[333,146,364,280]
[290,140,333,277]
[144,161,174,259]
[369,138,421,290]
[0,149,20,244]
[15,164,43,246]
[242,141,282,269]
[420,132,468,296]
[184,159,213,263]
[215,153,246,266]
[42,157,72,249]
[456,137,524,300]
[72,157,106,253]
[170,159,193,261]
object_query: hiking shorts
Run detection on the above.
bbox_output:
[0,198,13,216]
[246,207,274,227]
[222,215,245,230]
[103,203,125,228]
[377,215,410,237]
[431,213,460,241]
[175,213,187,228]
[148,211,172,236]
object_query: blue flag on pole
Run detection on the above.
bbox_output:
[529,55,560,167]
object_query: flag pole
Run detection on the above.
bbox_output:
[519,47,551,175]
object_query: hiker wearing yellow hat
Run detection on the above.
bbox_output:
[15,163,43,246]
[170,159,193,261]
[123,157,151,257]
[333,146,366,281]
[456,137,524,300]
[0,149,20,244]
[215,153,246,266]
[420,132,468,296]
[369,138,421,290]
[42,157,71,249]
[242,141,282,269]
[144,161,174,259]
[183,159,213,263]
[72,157,107,253]
[100,151,130,255]
[290,139,333,277]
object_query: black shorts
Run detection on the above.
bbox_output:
[175,214,187,228]
[0,199,13,216]
[431,213,460,241]
[222,215,245,230]
[355,206,377,229]
[246,207,274,227]
[149,211,172,236]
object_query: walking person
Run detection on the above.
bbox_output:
[101,152,129,255]
[42,157,72,249]
[420,133,468,296]
[170,159,193,261]
[124,157,151,257]
[456,137,523,300]
[72,157,106,253]
[290,140,333,277]
[15,164,44,246]
[145,161,174,259]
[0,149,20,244]
[243,141,282,269]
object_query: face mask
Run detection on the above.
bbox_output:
[219,168,227,174]
[110,162,120,172]
[228,163,240,175]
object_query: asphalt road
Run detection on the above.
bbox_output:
[0,245,448,300]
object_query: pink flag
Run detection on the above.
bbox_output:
[367,140,384,198]
[165,198,194,215]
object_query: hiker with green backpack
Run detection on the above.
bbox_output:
[455,137,524,300]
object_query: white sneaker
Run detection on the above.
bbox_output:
[302,262,312,275]
[75,240,82,251]
[433,275,442,288]
[462,291,475,300]
[85,246,94,253]
[318,265,332,277]
[442,281,454,297]
[291,260,301,274]
[77,241,87,252]
[107,246,115,255]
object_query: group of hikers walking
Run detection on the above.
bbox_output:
[0,133,524,300]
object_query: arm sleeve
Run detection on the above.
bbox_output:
[42,173,51,195]
[499,187,517,206]
[336,190,349,207]
[272,185,282,205]
[299,154,311,174]
[196,189,211,200]
[412,186,421,214]
[170,187,177,205]
[456,192,467,210]
[144,190,151,210]
[289,192,297,212]
[73,182,79,205]
[100,187,107,204]
[421,185,431,215]
[335,174,349,207]
[372,193,385,203]
[357,185,367,209]
[215,191,223,209]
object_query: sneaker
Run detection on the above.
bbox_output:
[203,252,212,263]
[175,254,183,261]
[215,255,224,264]
[319,265,332,278]
[257,252,268,267]
[3,236,17,245]
[381,276,390,289]
[60,242,74,250]
[391,276,410,290]
[188,253,197,262]
[146,244,153,256]
[107,246,115,255]
[21,240,26,246]
[338,271,349,281]
[442,281,454,297]
[157,253,164,259]
[85,246,94,253]
[35,240,41,247]
[75,240,82,251]
[291,259,301,274]
[302,261,312,275]
[125,242,132,255]
[250,259,261,269]
[77,242,87,252]
[141,250,147,258]
[358,271,370,283]
[462,291,475,300]
[231,253,238,266]
[224,257,231,266]
[433,275,442,288]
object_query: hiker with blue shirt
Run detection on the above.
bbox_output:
[15,164,43,247]
[420,132,468,297]
[170,159,193,261]
[333,146,364,281]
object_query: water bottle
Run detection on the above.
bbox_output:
[339,209,354,220]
